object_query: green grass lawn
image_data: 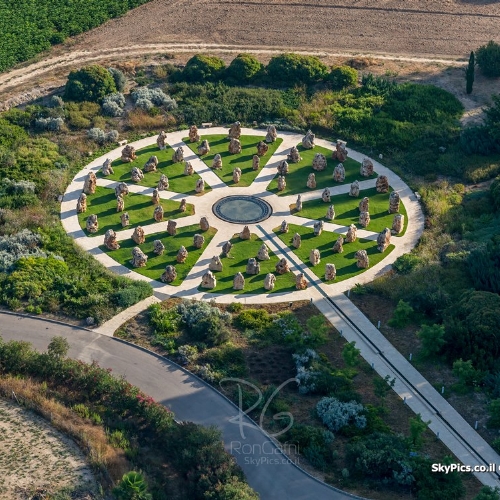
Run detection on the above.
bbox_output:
[267,144,375,196]
[183,135,283,187]
[101,225,217,285]
[275,224,394,283]
[97,143,210,195]
[78,186,194,237]
[200,233,296,294]
[291,187,408,236]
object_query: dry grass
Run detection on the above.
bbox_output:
[126,109,174,131]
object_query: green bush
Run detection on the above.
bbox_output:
[113,471,152,500]
[473,486,500,500]
[200,345,247,378]
[388,299,414,328]
[226,54,263,84]
[182,55,226,83]
[111,281,152,309]
[236,309,272,331]
[476,41,500,77]
[64,65,117,103]
[266,53,329,86]
[467,239,500,293]
[328,66,358,90]
[417,324,446,358]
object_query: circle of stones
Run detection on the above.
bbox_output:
[212,195,273,224]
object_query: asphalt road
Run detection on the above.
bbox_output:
[0,312,360,500]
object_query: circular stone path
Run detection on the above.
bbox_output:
[61,127,424,304]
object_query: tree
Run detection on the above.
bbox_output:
[342,341,361,367]
[388,299,414,327]
[476,41,500,77]
[47,336,69,359]
[417,324,446,358]
[64,65,117,103]
[373,375,396,405]
[113,471,152,500]
[413,456,465,500]
[466,51,475,94]
[409,413,431,450]
[182,55,226,83]
[226,54,263,84]
[328,66,358,90]
[473,486,500,500]
[266,53,329,86]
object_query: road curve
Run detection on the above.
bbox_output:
[0,312,363,500]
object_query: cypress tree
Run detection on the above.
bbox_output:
[466,51,475,94]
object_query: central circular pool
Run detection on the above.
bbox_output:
[212,195,273,224]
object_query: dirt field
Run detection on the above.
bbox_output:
[0,399,95,499]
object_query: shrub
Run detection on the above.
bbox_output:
[476,41,500,77]
[473,486,500,500]
[108,67,127,91]
[113,471,152,500]
[148,303,181,335]
[47,336,69,358]
[467,239,500,294]
[48,95,64,108]
[226,53,263,83]
[177,344,198,364]
[111,281,152,309]
[236,309,272,331]
[182,54,226,82]
[87,127,119,144]
[102,92,126,116]
[417,324,446,358]
[131,87,177,112]
[316,397,367,432]
[64,101,101,129]
[34,117,64,132]
[266,53,329,86]
[328,66,358,90]
[0,230,47,272]
[388,299,414,327]
[492,177,500,211]
[64,65,117,103]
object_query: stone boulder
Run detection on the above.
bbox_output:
[179,199,187,212]
[252,155,260,170]
[376,175,389,193]
[228,121,241,139]
[233,167,242,184]
[195,179,205,193]
[116,195,125,212]
[83,172,97,195]
[143,155,158,173]
[156,131,167,150]
[152,189,160,205]
[183,161,194,176]
[172,147,184,163]
[359,197,369,213]
[130,247,147,268]
[333,163,345,183]
[349,180,360,197]
[115,182,129,197]
[360,158,374,177]
[233,272,245,290]
[322,188,331,203]
[296,273,308,290]
[104,229,119,250]
[193,233,205,249]
[240,225,251,240]
[161,265,177,283]
[312,153,327,171]
[154,205,164,222]
[277,176,286,191]
[325,205,335,220]
[392,214,404,234]
[332,235,344,253]
[189,125,200,143]
[359,211,370,228]
[121,145,136,163]
[246,258,260,275]
[132,226,145,244]
[153,240,165,255]
[332,140,348,162]
[277,160,289,176]
[256,141,268,156]
[389,191,400,213]
[257,243,270,261]
[313,220,324,236]
[228,138,242,154]
[101,158,114,176]
[325,263,336,281]
[296,194,303,212]
[209,255,223,272]
[131,167,144,183]
[377,227,391,252]
[76,193,87,213]
[275,258,290,275]
[302,130,315,149]
[280,220,289,233]
[211,154,222,170]
[120,212,130,227]
[167,220,177,236]
[287,146,302,163]
[176,246,188,263]
[198,140,210,156]
[201,271,216,289]
[310,249,321,266]
[86,214,98,233]
[222,241,232,257]
[200,217,210,231]
[264,273,276,291]
[307,173,316,189]
[157,174,169,191]
[355,249,369,268]
[292,233,301,248]
[265,125,277,143]
[345,224,357,243]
